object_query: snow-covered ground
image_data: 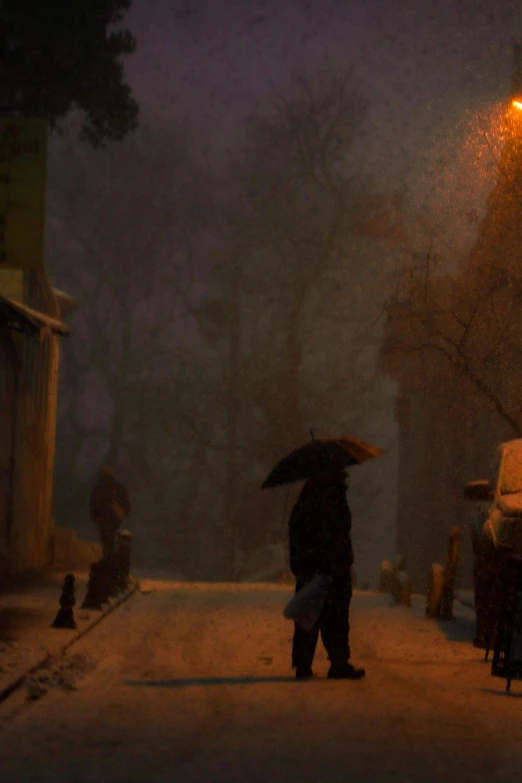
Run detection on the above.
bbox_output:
[0,582,521,783]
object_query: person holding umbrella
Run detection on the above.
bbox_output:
[262,435,381,680]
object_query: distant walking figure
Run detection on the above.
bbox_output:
[289,467,365,680]
[89,465,130,558]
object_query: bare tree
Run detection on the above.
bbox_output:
[381,107,522,438]
[194,67,402,578]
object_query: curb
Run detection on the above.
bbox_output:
[0,577,140,707]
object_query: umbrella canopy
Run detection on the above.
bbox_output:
[261,437,382,489]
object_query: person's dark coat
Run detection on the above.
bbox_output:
[289,468,353,586]
[288,468,354,670]
[89,466,130,556]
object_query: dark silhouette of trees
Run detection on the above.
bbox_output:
[195,67,402,579]
[0,0,138,145]
[45,125,215,575]
[47,68,403,581]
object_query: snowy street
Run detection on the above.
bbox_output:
[1,582,522,783]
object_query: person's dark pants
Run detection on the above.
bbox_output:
[292,577,352,670]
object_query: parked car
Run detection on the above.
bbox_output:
[465,438,522,646]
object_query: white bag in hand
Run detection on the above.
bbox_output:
[283,573,332,632]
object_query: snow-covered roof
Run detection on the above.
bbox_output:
[0,294,69,337]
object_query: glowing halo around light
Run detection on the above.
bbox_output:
[512,99,522,110]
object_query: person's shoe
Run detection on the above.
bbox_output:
[295,666,314,679]
[327,661,365,680]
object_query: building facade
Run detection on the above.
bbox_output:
[0,266,75,580]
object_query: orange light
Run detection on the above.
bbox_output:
[512,99,522,110]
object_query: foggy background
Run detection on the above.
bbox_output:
[44,0,521,584]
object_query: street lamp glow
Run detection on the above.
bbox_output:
[513,99,522,110]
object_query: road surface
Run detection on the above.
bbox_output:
[1,581,521,783]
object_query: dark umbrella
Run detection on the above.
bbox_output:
[261,436,383,489]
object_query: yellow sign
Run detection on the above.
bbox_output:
[0,268,23,302]
[0,118,48,272]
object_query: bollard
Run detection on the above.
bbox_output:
[115,530,131,593]
[440,527,460,621]
[391,555,405,601]
[52,574,77,629]
[426,563,445,618]
[395,570,412,607]
[394,554,406,574]
[81,559,109,610]
[105,550,121,598]
[391,569,411,606]
[378,560,394,593]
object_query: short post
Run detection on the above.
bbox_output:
[378,560,394,593]
[81,559,109,610]
[379,556,411,606]
[440,527,460,621]
[426,563,445,618]
[52,574,77,629]
[390,555,405,603]
[395,571,412,607]
[105,550,120,598]
[115,530,131,593]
